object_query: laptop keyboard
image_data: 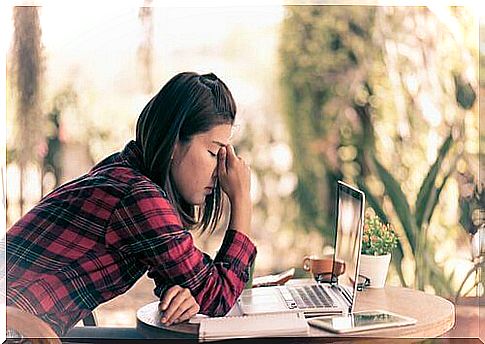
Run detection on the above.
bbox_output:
[286,285,336,309]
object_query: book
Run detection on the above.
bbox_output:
[252,268,295,288]
[196,312,309,341]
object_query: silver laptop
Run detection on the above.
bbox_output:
[238,180,365,316]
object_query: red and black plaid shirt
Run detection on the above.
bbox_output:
[6,140,257,335]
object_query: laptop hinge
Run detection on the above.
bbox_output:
[330,284,352,313]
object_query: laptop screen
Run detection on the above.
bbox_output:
[333,181,365,313]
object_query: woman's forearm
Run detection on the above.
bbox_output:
[228,197,252,235]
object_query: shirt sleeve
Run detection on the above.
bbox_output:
[105,184,257,316]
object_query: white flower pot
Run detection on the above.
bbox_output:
[359,253,391,288]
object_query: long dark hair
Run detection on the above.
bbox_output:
[136,72,236,233]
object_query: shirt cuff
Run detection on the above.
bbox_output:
[215,230,257,279]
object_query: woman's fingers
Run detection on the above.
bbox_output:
[159,285,181,312]
[173,303,200,324]
[219,144,241,169]
[217,146,227,176]
[166,297,196,325]
[226,144,237,167]
[161,288,188,324]
[160,287,201,326]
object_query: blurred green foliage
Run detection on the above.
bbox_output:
[280,6,376,240]
[280,6,478,296]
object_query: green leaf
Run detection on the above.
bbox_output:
[415,133,453,229]
[419,168,453,233]
[371,155,418,252]
[446,269,455,287]
[392,242,408,288]
[454,74,477,110]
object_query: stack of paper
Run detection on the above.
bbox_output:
[197,312,309,341]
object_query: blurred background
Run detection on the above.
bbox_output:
[3,2,483,331]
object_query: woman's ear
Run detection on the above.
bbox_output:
[171,140,182,164]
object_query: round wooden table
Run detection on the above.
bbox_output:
[137,280,455,340]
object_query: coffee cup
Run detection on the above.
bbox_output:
[302,255,346,282]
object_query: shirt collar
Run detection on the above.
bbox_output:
[121,140,145,172]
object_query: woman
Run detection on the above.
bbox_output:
[6,72,257,336]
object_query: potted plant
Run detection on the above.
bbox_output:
[360,209,399,288]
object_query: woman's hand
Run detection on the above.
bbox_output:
[217,145,251,203]
[158,285,200,326]
[217,145,252,234]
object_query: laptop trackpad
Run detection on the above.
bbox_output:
[239,288,289,314]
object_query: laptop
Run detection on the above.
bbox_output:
[238,180,365,316]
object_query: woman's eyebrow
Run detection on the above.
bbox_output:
[212,141,227,147]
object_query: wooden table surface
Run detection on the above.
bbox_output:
[136,279,455,340]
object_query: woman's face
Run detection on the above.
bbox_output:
[171,124,232,205]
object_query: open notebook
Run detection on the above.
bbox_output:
[194,312,309,341]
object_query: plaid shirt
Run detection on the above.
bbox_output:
[6,140,257,336]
